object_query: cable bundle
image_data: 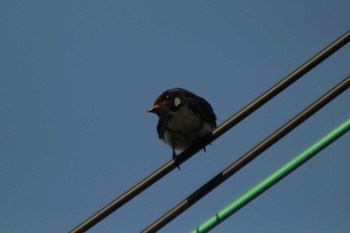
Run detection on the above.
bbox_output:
[70,30,350,233]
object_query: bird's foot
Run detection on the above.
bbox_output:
[172,149,181,170]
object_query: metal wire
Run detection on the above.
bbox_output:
[192,118,350,233]
[141,75,350,233]
[70,30,350,233]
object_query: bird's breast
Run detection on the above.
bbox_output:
[167,106,201,133]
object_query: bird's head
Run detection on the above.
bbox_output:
[147,88,185,116]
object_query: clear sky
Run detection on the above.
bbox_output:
[1,1,350,233]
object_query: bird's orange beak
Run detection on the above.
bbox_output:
[147,104,161,115]
[147,99,169,116]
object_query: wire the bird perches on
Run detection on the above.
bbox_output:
[70,30,350,233]
[142,75,350,233]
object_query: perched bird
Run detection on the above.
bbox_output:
[148,88,217,167]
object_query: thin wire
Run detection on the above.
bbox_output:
[69,30,350,233]
[141,75,350,233]
[192,118,350,233]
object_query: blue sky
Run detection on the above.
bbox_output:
[1,1,350,232]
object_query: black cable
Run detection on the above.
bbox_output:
[69,30,350,233]
[142,75,350,233]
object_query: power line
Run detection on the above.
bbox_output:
[70,30,350,233]
[192,117,350,233]
[141,75,350,233]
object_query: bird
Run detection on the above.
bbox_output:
[147,88,217,168]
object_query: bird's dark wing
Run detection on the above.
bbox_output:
[156,107,171,139]
[185,91,217,128]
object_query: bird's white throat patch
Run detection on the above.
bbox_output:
[174,97,181,107]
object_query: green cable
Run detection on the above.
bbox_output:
[191,118,350,233]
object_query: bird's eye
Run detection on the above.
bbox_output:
[164,95,169,100]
